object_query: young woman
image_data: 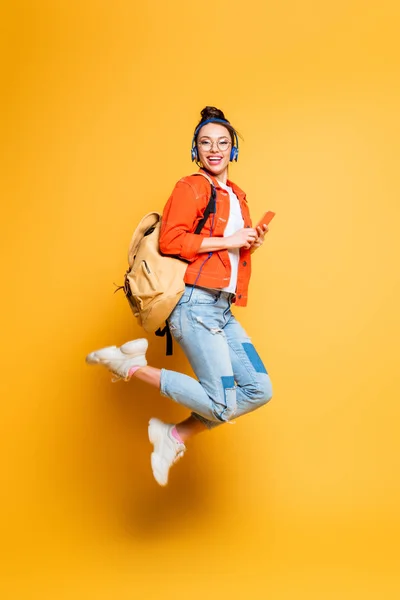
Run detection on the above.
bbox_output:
[86,106,273,486]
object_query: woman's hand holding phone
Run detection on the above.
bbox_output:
[225,212,275,251]
[255,211,275,230]
[227,228,258,249]
[250,210,275,253]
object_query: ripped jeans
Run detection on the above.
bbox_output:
[159,285,273,428]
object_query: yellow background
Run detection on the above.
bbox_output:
[1,1,399,598]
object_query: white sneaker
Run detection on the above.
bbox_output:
[85,338,148,381]
[148,418,186,486]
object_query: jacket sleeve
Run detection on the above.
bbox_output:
[159,179,205,262]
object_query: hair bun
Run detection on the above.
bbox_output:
[200,106,228,123]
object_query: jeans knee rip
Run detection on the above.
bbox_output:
[195,316,223,335]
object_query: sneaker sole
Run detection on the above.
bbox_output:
[150,452,168,487]
[148,419,163,452]
[148,419,169,486]
[86,339,148,365]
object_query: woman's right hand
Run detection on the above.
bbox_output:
[227,228,258,249]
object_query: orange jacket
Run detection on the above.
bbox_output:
[159,169,253,306]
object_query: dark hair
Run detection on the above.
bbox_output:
[194,106,238,146]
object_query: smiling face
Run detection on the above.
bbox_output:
[196,122,233,181]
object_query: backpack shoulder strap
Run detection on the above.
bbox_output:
[190,172,217,234]
[190,171,214,187]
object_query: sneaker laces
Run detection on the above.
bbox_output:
[173,445,186,465]
[111,369,130,383]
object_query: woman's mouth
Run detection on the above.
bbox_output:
[206,156,223,166]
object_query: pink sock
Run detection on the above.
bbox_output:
[128,365,142,378]
[171,426,184,444]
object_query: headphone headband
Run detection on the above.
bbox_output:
[191,118,239,162]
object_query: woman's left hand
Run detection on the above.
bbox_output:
[250,225,269,253]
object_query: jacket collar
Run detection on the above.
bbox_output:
[198,168,247,203]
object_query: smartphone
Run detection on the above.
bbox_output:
[255,211,275,230]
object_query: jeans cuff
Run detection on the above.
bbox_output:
[159,368,169,397]
[191,412,224,430]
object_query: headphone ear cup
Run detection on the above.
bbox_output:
[230,146,239,162]
[191,146,198,162]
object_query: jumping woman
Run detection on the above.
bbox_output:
[86,106,273,486]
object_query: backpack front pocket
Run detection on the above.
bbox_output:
[141,260,158,292]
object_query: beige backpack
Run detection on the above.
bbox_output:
[117,172,216,353]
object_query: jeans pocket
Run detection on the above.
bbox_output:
[177,288,192,306]
[192,290,220,305]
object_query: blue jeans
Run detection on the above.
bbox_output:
[160,285,273,428]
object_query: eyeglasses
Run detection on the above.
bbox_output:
[197,138,232,152]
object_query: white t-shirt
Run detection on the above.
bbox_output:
[217,180,244,294]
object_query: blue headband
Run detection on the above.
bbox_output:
[191,118,239,162]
